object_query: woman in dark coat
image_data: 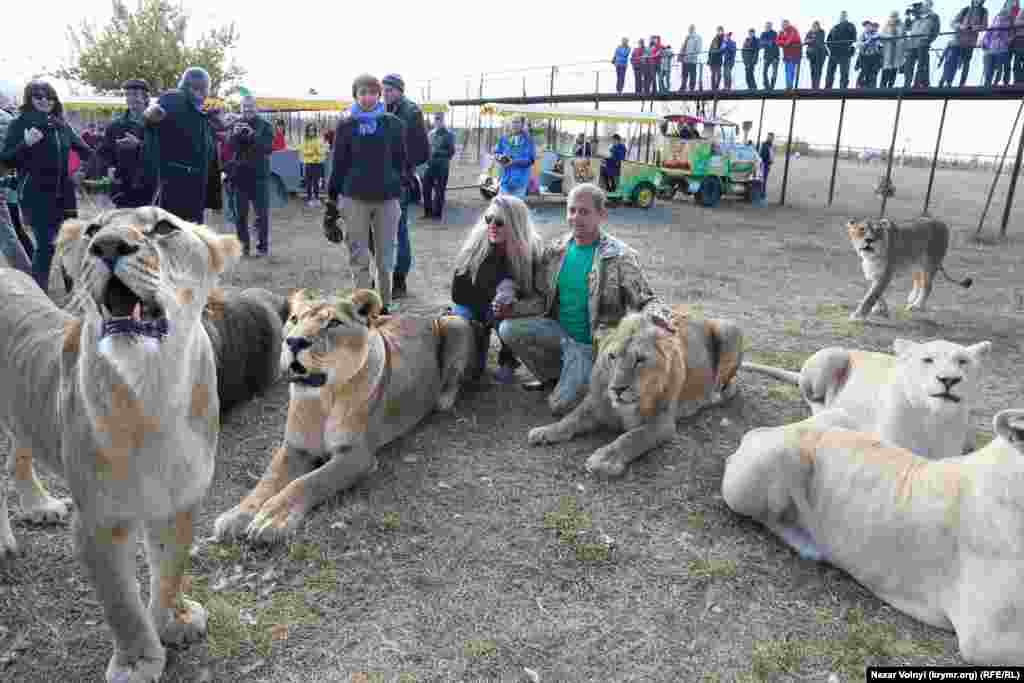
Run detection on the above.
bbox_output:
[0,81,92,293]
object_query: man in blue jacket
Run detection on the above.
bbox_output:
[91,78,155,208]
[225,94,274,256]
[612,38,631,93]
[494,116,536,199]
[760,22,781,89]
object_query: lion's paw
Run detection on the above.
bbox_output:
[156,598,208,647]
[436,387,459,413]
[21,496,72,525]
[528,425,560,446]
[245,499,306,545]
[0,528,18,564]
[585,447,627,478]
[848,311,868,322]
[106,649,166,683]
[212,506,256,542]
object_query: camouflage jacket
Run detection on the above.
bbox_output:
[512,231,667,347]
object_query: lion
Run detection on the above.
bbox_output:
[0,206,242,682]
[741,338,991,460]
[527,306,744,478]
[846,217,972,321]
[721,408,1024,665]
[213,288,477,545]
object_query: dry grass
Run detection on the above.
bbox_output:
[3,154,1024,682]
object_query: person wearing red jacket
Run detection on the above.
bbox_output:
[647,36,663,93]
[631,39,646,94]
[777,20,804,88]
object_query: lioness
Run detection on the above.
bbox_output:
[0,207,241,682]
[214,289,477,545]
[721,408,1024,665]
[741,338,991,460]
[846,217,972,321]
[528,307,743,477]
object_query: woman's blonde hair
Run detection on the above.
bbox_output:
[453,195,542,291]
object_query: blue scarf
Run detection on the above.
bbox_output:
[350,102,384,136]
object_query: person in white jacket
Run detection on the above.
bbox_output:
[680,25,704,91]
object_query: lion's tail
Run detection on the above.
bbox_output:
[938,265,973,289]
[739,362,801,385]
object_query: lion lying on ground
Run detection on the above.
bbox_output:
[0,207,242,682]
[214,289,477,545]
[846,218,973,321]
[721,408,1024,665]
[741,337,991,460]
[528,306,743,477]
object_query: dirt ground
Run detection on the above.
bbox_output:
[2,155,1024,683]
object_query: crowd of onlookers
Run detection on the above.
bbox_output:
[612,0,1022,93]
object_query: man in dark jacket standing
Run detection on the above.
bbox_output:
[144,67,215,224]
[742,29,760,89]
[382,73,429,300]
[91,79,156,208]
[950,0,989,86]
[422,111,456,220]
[226,94,274,257]
[825,11,858,89]
[760,22,781,89]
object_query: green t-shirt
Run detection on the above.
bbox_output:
[557,239,598,345]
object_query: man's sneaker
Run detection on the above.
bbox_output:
[494,365,517,384]
[392,273,408,299]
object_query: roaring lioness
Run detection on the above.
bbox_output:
[846,217,973,321]
[214,289,477,545]
[721,408,1024,665]
[0,207,241,682]
[741,337,991,460]
[528,306,743,477]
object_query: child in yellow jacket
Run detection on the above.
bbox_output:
[300,124,327,206]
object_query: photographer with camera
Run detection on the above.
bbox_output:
[903,0,942,87]
[224,94,274,257]
[0,92,32,274]
[493,116,536,199]
[826,11,858,89]
[90,79,156,208]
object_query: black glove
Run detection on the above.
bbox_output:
[323,200,344,243]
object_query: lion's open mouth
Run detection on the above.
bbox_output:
[931,391,961,403]
[96,276,168,340]
[860,244,874,253]
[287,359,327,387]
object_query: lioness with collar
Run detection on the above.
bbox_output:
[722,408,1024,665]
[741,337,991,460]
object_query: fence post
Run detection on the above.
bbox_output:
[476,75,484,164]
[922,98,949,216]
[779,95,798,206]
[827,97,847,207]
[878,96,905,218]
[427,80,432,101]
[755,97,766,151]
[1000,100,1024,238]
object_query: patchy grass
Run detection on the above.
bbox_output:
[782,319,803,337]
[766,384,803,402]
[687,558,738,580]
[745,349,809,369]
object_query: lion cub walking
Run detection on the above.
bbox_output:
[529,306,743,477]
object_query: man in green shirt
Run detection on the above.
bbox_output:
[497,183,667,416]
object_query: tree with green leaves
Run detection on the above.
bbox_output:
[57,0,246,96]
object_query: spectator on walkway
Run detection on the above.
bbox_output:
[631,39,646,95]
[612,38,631,94]
[145,67,216,224]
[494,115,536,199]
[272,120,287,151]
[742,29,760,89]
[880,11,908,87]
[600,133,627,192]
[0,80,93,292]
[903,0,941,87]
[857,20,884,87]
[709,27,726,91]
[949,0,990,87]
[681,25,704,91]
[1011,8,1024,83]
[0,93,31,274]
[722,32,737,89]
[496,183,667,416]
[659,42,676,92]
[91,78,155,208]
[826,11,858,88]
[805,21,828,88]
[778,20,804,88]
[449,195,541,384]
[760,22,781,89]
[983,1,1014,86]
[647,36,662,94]
[226,94,274,257]
[423,111,456,219]
[383,73,430,300]
[325,73,407,312]
[574,133,593,157]
[759,132,775,187]
[300,123,327,207]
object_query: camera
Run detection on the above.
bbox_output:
[905,1,924,17]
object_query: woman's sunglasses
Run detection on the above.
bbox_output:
[484,215,504,227]
[31,93,55,101]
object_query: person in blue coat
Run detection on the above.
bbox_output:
[0,80,93,293]
[493,116,535,199]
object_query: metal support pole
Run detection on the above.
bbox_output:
[922,98,949,216]
[878,96,905,218]
[827,98,847,207]
[427,80,432,100]
[1001,100,1024,238]
[779,95,798,206]
[977,101,1023,236]
[755,97,766,150]
[522,77,526,97]
[476,76,484,163]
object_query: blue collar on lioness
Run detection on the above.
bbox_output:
[100,317,170,341]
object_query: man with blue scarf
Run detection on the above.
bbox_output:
[324,74,407,311]
[494,116,536,199]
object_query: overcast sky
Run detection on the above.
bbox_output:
[2,0,1015,158]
